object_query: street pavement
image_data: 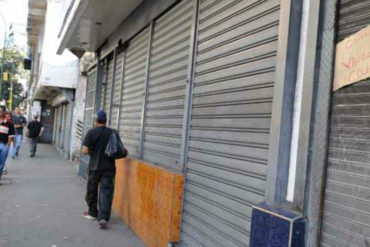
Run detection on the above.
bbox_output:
[0,142,145,247]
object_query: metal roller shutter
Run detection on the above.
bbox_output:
[63,103,72,155]
[84,69,97,136]
[337,0,370,40]
[119,28,150,158]
[80,69,97,177]
[100,65,106,110]
[102,58,114,116]
[60,105,65,149]
[181,0,280,246]
[59,105,66,149]
[142,0,195,170]
[111,51,124,129]
[55,106,61,147]
[62,104,67,150]
[59,106,63,148]
[53,107,58,143]
[320,1,370,246]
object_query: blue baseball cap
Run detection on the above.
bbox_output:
[96,110,107,122]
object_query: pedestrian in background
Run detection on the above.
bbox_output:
[0,106,15,183]
[2,110,14,176]
[81,110,118,229]
[26,113,43,158]
[5,112,12,122]
[11,107,27,159]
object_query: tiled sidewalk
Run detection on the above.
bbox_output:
[0,143,145,247]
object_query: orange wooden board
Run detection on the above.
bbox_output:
[112,158,184,247]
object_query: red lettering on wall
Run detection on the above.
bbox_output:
[342,51,370,70]
[345,28,370,50]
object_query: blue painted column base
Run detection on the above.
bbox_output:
[250,203,305,247]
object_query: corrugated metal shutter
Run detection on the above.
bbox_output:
[100,67,105,110]
[58,106,63,148]
[54,107,58,145]
[59,105,66,149]
[53,107,58,143]
[83,69,97,136]
[119,28,150,158]
[63,103,72,155]
[62,104,68,150]
[111,51,124,129]
[181,0,280,246]
[337,0,370,40]
[80,69,97,176]
[320,1,370,246]
[142,0,195,170]
[102,58,114,116]
[58,105,65,149]
[55,106,61,147]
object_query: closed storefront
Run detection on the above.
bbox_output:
[52,0,370,244]
[60,104,66,150]
[54,106,60,145]
[101,57,114,115]
[63,103,72,158]
[180,0,280,246]
[55,105,63,149]
[110,51,124,129]
[320,0,370,246]
[119,27,150,158]
[39,103,55,143]
[142,0,195,170]
[53,106,58,143]
[80,68,97,178]
[73,0,282,245]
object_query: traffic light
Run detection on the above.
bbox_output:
[23,58,32,70]
[2,72,7,82]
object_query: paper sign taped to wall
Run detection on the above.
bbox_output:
[333,25,370,91]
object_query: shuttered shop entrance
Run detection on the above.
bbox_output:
[63,103,72,157]
[142,0,195,170]
[181,0,280,246]
[320,1,370,246]
[59,105,66,149]
[80,69,97,178]
[55,106,62,147]
[111,51,124,129]
[119,27,150,158]
[53,107,58,143]
[101,58,113,115]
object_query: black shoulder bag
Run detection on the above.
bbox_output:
[105,129,128,159]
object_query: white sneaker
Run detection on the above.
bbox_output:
[83,211,97,220]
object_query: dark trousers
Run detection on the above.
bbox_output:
[86,169,115,221]
[30,137,38,155]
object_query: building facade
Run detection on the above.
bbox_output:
[27,0,79,159]
[51,0,370,246]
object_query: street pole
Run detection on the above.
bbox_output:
[0,12,7,102]
[9,62,13,111]
[0,30,6,102]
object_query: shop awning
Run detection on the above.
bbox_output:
[27,0,47,47]
[57,0,143,56]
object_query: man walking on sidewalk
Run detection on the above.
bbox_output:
[0,107,15,182]
[26,114,44,158]
[82,110,116,229]
[11,107,27,159]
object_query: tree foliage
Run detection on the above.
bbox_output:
[0,47,29,109]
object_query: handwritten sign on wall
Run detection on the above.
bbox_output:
[333,25,370,91]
